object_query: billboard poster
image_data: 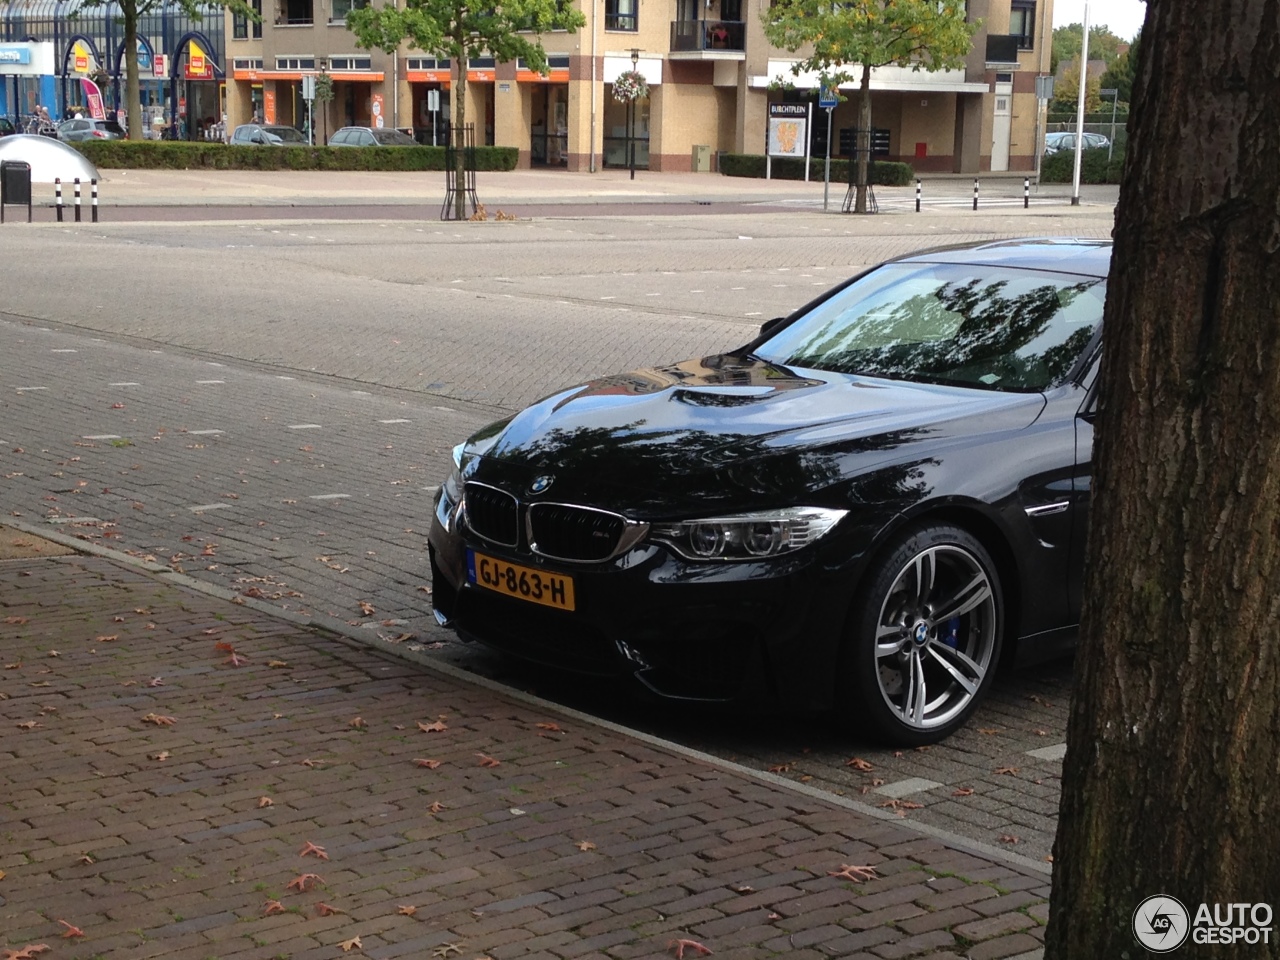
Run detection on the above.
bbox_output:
[80,76,106,120]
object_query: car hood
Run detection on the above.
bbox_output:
[466,355,1046,513]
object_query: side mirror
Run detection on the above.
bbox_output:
[758,316,787,338]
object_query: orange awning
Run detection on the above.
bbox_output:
[516,69,569,83]
[233,70,385,82]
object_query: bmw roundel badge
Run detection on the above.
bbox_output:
[529,475,555,495]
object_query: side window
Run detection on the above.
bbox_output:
[359,131,375,146]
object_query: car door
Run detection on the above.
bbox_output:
[1067,356,1099,621]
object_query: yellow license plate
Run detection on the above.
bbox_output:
[467,550,576,611]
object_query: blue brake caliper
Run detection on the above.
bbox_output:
[943,617,961,649]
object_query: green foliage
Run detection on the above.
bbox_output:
[314,71,335,106]
[763,0,975,86]
[1052,62,1103,114]
[1039,146,1123,184]
[718,153,914,185]
[72,140,519,172]
[1051,23,1126,73]
[1098,32,1139,104]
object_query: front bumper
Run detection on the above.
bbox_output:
[427,489,854,709]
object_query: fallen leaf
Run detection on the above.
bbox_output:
[268,660,289,668]
[263,899,286,916]
[350,716,366,729]
[667,938,713,958]
[1,945,50,960]
[286,873,325,892]
[359,601,376,616]
[977,727,1001,735]
[432,944,463,959]
[3,616,28,625]
[828,864,878,883]
[414,758,442,769]
[733,885,754,893]
[16,720,40,730]
[428,801,445,814]
[1034,729,1049,736]
[258,796,274,808]
[224,651,249,667]
[94,635,119,643]
[535,721,563,732]
[315,902,343,916]
[993,766,1020,776]
[575,840,596,852]
[952,787,975,797]
[397,904,417,916]
[142,713,176,726]
[844,757,874,771]
[301,758,327,768]
[57,920,85,938]
[152,750,171,761]
[998,834,1021,844]
[766,763,791,773]
[147,677,164,687]
[767,912,781,921]
[418,720,448,733]
[214,641,236,653]
[300,841,329,860]
[78,855,94,865]
[339,936,362,952]
[476,753,501,768]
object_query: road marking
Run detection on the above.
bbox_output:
[690,290,704,293]
[276,376,296,380]
[600,296,616,300]
[289,424,323,430]
[433,406,454,412]
[352,390,371,395]
[16,387,48,392]
[875,777,943,798]
[110,382,141,387]
[309,493,350,500]
[646,292,662,296]
[189,503,233,512]
[745,312,762,317]
[196,380,225,385]
[378,419,412,424]
[82,434,121,440]
[1026,743,1067,762]
[47,516,102,524]
[188,430,224,436]
[207,362,226,367]
[51,349,77,353]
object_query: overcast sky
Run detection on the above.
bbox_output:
[1052,0,1146,41]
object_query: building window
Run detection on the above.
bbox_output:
[605,0,637,31]
[233,57,265,70]
[330,0,367,23]
[233,12,248,39]
[1010,0,1035,49]
[407,57,451,70]
[516,55,570,71]
[329,55,372,70]
[275,56,317,69]
[253,0,263,37]
[277,0,313,25]
[468,56,495,69]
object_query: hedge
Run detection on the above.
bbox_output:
[72,140,520,172]
[1038,146,1124,184]
[719,153,914,186]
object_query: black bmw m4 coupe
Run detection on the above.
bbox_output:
[429,238,1108,744]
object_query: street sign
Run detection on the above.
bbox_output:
[301,74,316,101]
[427,89,440,113]
[818,80,838,109]
[1035,74,1055,102]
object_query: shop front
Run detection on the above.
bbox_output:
[519,55,569,167]
[407,57,450,145]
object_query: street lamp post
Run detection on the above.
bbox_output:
[629,47,639,181]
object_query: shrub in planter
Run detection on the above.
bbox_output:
[73,140,518,172]
[1039,146,1123,184]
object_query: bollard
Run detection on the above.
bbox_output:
[915,178,921,213]
[91,179,98,223]
[74,178,81,223]
[55,177,63,223]
[972,178,979,211]
[1024,177,1030,209]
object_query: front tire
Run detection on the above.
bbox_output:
[843,523,1003,745]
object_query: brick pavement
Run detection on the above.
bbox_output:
[1,548,1049,960]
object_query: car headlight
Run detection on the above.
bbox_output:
[649,507,847,561]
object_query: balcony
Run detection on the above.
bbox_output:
[984,34,1022,67]
[670,19,745,56]
[605,12,636,30]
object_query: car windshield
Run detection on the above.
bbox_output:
[372,129,415,145]
[754,261,1105,392]
[264,126,306,142]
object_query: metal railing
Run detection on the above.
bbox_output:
[670,19,745,51]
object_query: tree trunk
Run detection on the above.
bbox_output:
[852,64,872,215]
[123,1,143,141]
[453,50,468,221]
[1046,2,1280,957]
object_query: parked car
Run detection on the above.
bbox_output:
[428,238,1108,745]
[230,123,308,145]
[56,118,125,142]
[328,126,418,147]
[1044,131,1110,155]
[0,117,16,137]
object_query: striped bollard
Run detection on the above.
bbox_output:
[915,178,921,213]
[91,179,98,223]
[1024,177,1030,209]
[74,178,81,223]
[55,178,63,222]
[972,178,979,211]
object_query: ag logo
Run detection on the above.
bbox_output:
[1133,895,1190,952]
[528,475,554,495]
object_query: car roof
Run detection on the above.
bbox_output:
[895,237,1112,279]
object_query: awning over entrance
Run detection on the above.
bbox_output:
[233,70,384,82]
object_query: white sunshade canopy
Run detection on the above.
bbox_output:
[0,134,101,184]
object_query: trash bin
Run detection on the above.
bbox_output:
[691,144,712,173]
[1,160,32,223]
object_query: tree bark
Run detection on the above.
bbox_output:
[123,0,143,141]
[1046,1,1280,957]
[452,47,468,221]
[854,63,871,214]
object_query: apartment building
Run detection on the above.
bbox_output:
[224,0,1052,173]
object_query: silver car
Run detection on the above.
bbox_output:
[328,126,418,147]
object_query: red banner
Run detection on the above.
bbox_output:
[80,77,106,120]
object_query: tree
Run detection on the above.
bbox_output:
[74,0,256,141]
[1050,62,1103,115]
[1045,0,1280,956]
[762,0,974,214]
[314,69,334,145]
[1098,31,1140,105]
[348,0,585,220]
[1051,22,1123,74]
